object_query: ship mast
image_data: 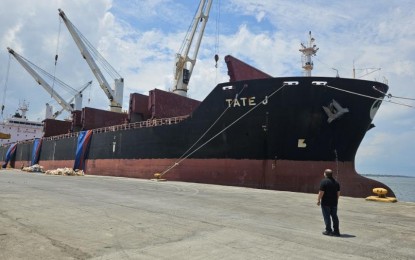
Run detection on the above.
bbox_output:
[18,100,29,120]
[299,31,319,77]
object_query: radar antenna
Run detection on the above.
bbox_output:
[299,31,319,77]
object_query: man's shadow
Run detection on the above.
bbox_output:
[338,234,356,238]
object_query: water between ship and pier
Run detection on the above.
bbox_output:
[366,175,415,202]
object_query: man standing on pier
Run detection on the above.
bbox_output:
[317,169,341,237]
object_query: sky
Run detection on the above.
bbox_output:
[0,0,414,176]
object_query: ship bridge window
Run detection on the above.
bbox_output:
[312,81,327,86]
[7,120,42,127]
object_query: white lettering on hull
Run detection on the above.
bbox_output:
[298,139,307,148]
[225,97,256,107]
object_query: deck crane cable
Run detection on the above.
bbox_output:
[213,0,221,86]
[68,20,121,80]
[159,83,287,178]
[55,20,61,67]
[87,81,92,104]
[214,0,221,69]
[178,5,199,57]
[8,47,92,119]
[59,15,121,80]
[52,17,63,98]
[14,52,86,111]
[1,54,12,116]
[60,22,98,104]
[18,54,79,95]
[46,80,92,116]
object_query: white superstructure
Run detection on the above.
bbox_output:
[0,101,43,145]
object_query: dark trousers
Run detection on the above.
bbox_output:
[321,205,339,232]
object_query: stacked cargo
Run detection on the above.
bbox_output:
[148,88,200,119]
[128,93,151,123]
[43,119,72,137]
[80,107,128,130]
[71,110,82,132]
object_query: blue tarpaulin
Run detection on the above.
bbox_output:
[2,143,17,168]
[31,138,42,166]
[73,130,93,171]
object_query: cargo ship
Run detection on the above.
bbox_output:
[0,101,43,146]
[0,53,395,198]
[0,3,395,198]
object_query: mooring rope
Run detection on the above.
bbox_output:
[325,84,414,108]
[159,83,287,178]
[158,80,413,178]
[372,85,415,101]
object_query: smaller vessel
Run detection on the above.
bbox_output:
[0,101,43,145]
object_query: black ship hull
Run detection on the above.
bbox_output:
[1,77,394,198]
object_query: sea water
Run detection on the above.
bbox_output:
[365,176,415,203]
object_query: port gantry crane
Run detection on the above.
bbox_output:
[7,47,91,119]
[58,8,124,112]
[173,0,213,97]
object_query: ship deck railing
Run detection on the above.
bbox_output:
[42,115,189,142]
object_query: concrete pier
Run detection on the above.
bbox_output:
[1,169,414,259]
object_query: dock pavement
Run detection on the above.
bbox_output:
[0,169,414,260]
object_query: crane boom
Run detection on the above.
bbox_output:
[7,47,75,115]
[51,80,92,118]
[173,0,213,97]
[58,8,123,112]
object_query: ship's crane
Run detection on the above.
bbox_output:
[58,9,123,112]
[173,0,213,97]
[7,47,91,119]
[49,80,92,119]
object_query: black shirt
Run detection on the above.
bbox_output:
[319,177,340,206]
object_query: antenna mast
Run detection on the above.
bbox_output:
[299,31,319,77]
